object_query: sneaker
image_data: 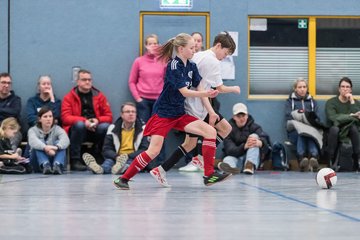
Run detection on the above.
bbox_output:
[42,162,52,175]
[82,153,104,174]
[309,157,319,172]
[113,177,129,190]
[70,159,88,171]
[111,154,128,175]
[179,157,204,172]
[218,162,241,174]
[243,161,255,175]
[150,166,171,187]
[203,172,232,186]
[299,157,309,172]
[53,162,63,175]
[191,156,204,171]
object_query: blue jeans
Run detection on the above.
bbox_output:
[136,98,156,123]
[69,121,109,160]
[33,149,66,168]
[288,130,318,158]
[223,147,260,172]
[101,158,133,174]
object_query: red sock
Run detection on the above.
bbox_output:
[121,152,152,180]
[202,138,216,176]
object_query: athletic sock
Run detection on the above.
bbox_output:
[161,145,187,171]
[216,134,224,146]
[121,152,152,180]
[202,138,216,176]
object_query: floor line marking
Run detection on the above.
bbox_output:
[240,181,360,222]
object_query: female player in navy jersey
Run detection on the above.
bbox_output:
[113,33,232,190]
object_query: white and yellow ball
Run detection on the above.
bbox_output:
[316,168,337,189]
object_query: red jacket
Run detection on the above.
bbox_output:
[61,87,113,133]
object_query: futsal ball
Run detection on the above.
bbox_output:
[316,168,337,189]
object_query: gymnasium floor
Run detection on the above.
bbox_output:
[0,170,359,240]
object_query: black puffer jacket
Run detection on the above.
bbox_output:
[223,115,270,162]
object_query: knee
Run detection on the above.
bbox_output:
[329,126,339,136]
[71,121,86,132]
[249,133,259,139]
[203,126,217,139]
[97,123,110,132]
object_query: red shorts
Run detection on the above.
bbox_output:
[144,114,199,137]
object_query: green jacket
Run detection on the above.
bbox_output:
[325,96,360,142]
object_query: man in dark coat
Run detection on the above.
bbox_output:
[221,103,270,175]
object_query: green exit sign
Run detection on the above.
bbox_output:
[160,0,192,8]
[298,19,308,29]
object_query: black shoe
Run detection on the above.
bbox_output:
[218,162,241,174]
[203,172,232,186]
[42,162,52,175]
[113,177,129,190]
[71,160,87,171]
[53,162,63,175]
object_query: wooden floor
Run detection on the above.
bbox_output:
[1,170,359,240]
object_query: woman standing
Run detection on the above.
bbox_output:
[28,107,69,174]
[128,34,166,123]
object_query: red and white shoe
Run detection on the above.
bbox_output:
[150,166,171,187]
[191,155,204,171]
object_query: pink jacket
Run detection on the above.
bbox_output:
[128,53,166,101]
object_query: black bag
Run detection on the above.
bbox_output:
[271,142,289,171]
[332,142,353,172]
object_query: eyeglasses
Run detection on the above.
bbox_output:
[79,78,92,82]
[0,81,12,85]
[122,110,136,114]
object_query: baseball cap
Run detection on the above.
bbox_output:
[232,103,248,115]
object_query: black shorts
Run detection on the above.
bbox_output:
[188,110,224,137]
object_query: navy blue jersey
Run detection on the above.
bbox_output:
[153,56,202,118]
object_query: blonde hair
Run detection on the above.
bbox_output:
[145,34,159,45]
[292,77,308,90]
[0,117,20,139]
[157,33,192,63]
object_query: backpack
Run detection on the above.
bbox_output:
[331,142,353,172]
[271,142,289,171]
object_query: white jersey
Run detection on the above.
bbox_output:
[184,49,223,120]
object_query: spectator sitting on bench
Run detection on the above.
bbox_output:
[325,77,360,171]
[82,102,149,174]
[285,78,322,172]
[61,69,113,171]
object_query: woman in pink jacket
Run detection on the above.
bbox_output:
[128,34,166,124]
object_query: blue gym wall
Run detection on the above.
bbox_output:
[1,0,360,158]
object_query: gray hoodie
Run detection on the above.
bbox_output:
[28,125,70,150]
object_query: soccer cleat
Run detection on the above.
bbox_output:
[82,153,104,174]
[113,177,129,190]
[218,162,241,174]
[150,166,171,187]
[203,172,232,186]
[178,156,204,172]
[178,162,199,172]
[112,154,128,175]
[191,156,204,171]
